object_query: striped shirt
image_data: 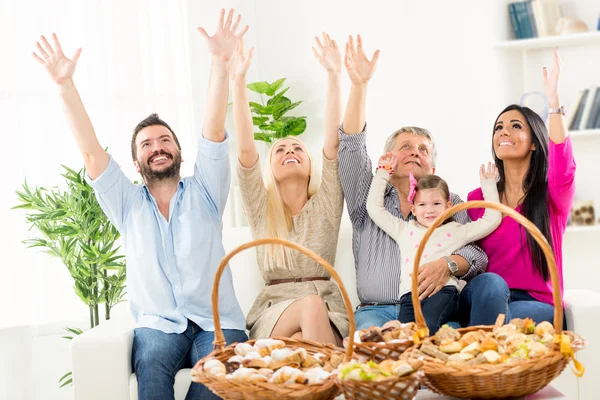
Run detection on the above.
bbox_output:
[337,126,488,304]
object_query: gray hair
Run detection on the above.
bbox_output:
[384,126,437,166]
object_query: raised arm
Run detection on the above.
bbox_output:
[337,35,380,228]
[229,38,257,168]
[455,163,502,244]
[197,9,248,143]
[366,153,406,241]
[342,34,380,134]
[543,49,576,212]
[312,33,342,159]
[543,49,568,144]
[33,33,108,180]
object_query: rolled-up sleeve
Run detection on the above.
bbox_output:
[193,131,231,218]
[86,155,138,232]
[337,124,374,229]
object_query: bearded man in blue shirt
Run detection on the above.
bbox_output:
[33,9,249,400]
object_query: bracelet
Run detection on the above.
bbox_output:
[376,165,394,176]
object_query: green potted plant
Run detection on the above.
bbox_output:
[14,164,127,387]
[246,78,307,145]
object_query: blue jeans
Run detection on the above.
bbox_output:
[354,287,459,334]
[354,304,401,331]
[132,320,247,400]
[399,286,459,335]
[459,272,566,328]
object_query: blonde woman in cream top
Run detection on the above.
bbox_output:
[230,34,348,344]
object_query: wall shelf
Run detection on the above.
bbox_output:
[495,31,600,51]
[566,225,600,233]
[569,129,600,138]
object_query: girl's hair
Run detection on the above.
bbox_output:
[262,137,319,270]
[492,104,552,281]
[414,175,450,200]
[413,174,454,224]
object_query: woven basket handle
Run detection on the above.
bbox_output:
[411,200,563,335]
[211,237,356,363]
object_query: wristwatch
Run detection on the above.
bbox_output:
[443,256,458,276]
[548,106,565,115]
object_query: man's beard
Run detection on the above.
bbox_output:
[139,150,182,186]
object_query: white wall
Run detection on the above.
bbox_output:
[250,0,510,201]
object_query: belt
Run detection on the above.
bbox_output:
[266,277,330,286]
[359,302,399,308]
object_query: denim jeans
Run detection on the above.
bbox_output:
[459,272,566,328]
[354,286,459,334]
[132,319,247,400]
[354,304,401,331]
[399,286,459,335]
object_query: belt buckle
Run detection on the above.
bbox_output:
[293,277,302,283]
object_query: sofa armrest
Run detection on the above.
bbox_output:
[563,289,600,400]
[71,314,135,400]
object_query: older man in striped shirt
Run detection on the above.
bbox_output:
[338,35,491,330]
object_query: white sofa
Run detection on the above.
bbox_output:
[71,225,600,400]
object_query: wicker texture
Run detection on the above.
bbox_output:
[190,238,356,400]
[336,370,424,400]
[406,200,585,399]
[352,340,415,363]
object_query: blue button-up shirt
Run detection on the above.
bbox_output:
[88,134,245,333]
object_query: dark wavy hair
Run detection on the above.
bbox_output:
[131,113,181,161]
[492,104,552,281]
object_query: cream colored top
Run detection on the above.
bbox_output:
[237,154,348,339]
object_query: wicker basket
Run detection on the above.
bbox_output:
[352,338,415,363]
[405,200,586,399]
[190,238,357,400]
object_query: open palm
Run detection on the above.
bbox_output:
[312,33,341,74]
[345,34,380,85]
[33,33,82,85]
[197,9,248,62]
[479,162,498,180]
[543,48,561,102]
[229,38,253,81]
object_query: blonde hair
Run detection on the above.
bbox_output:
[262,137,319,270]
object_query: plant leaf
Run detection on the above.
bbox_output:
[266,78,286,96]
[58,371,73,388]
[273,101,301,120]
[280,118,307,137]
[254,133,273,143]
[247,81,270,94]
[252,116,269,126]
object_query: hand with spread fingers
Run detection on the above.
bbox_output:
[32,33,82,86]
[229,38,254,82]
[344,34,380,85]
[377,152,398,172]
[543,48,561,105]
[312,32,342,76]
[480,162,498,181]
[197,8,249,63]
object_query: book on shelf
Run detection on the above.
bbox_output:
[508,0,562,40]
[569,86,600,130]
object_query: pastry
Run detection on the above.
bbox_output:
[203,359,226,377]
[234,343,255,357]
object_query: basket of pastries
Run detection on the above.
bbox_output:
[345,319,426,362]
[334,355,424,400]
[404,200,586,399]
[190,238,358,400]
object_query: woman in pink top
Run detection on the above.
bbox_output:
[459,49,575,328]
